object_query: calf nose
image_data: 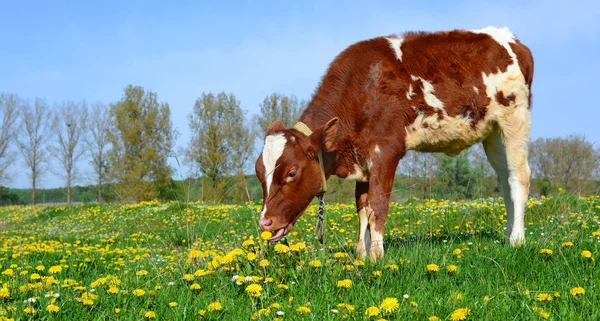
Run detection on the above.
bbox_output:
[259,217,273,230]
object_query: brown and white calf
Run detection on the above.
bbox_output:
[255,26,534,261]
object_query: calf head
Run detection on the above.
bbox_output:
[255,118,339,243]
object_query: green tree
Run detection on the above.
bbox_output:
[253,93,307,136]
[433,151,478,199]
[186,92,254,202]
[108,85,176,202]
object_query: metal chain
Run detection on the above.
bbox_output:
[315,192,326,244]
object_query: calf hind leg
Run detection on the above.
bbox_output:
[483,127,530,245]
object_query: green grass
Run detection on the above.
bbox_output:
[0,194,599,320]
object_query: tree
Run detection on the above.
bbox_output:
[16,98,51,204]
[253,93,307,137]
[108,85,176,202]
[398,151,438,198]
[0,93,20,183]
[86,102,111,202]
[433,151,478,199]
[51,101,88,205]
[529,135,599,194]
[186,92,254,202]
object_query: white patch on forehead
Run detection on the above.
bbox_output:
[261,133,287,218]
[411,75,445,112]
[384,36,404,62]
[473,86,479,94]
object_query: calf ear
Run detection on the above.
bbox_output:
[304,117,340,158]
[267,120,285,135]
[322,117,339,151]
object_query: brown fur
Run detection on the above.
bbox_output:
[256,27,534,260]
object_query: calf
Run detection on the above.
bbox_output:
[255,26,534,261]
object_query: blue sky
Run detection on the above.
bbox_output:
[1,0,599,189]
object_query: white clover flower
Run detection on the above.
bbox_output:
[276,311,284,316]
[403,294,409,299]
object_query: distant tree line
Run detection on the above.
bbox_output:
[0,88,598,206]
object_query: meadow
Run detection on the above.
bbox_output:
[0,194,599,320]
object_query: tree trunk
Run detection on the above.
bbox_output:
[98,181,103,203]
[67,171,72,205]
[31,172,36,205]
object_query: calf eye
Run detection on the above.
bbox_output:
[288,169,297,178]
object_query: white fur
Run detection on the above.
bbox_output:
[374,145,381,155]
[473,86,479,94]
[346,164,368,182]
[385,37,404,61]
[406,84,414,100]
[411,75,445,112]
[261,133,287,218]
[356,207,370,258]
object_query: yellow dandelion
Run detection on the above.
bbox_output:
[453,248,462,255]
[24,307,35,314]
[581,250,593,259]
[145,311,156,319]
[450,308,471,321]
[429,316,440,321]
[136,270,148,276]
[297,306,311,314]
[48,265,62,274]
[365,306,380,317]
[182,274,194,281]
[82,299,94,306]
[447,265,458,273]
[373,270,382,277]
[30,273,41,280]
[198,309,206,316]
[333,252,348,259]
[246,284,263,297]
[380,297,399,313]
[337,303,355,312]
[133,289,146,297]
[46,304,59,313]
[108,286,119,294]
[190,283,201,290]
[260,231,272,240]
[570,287,585,296]
[259,259,270,267]
[592,231,600,238]
[539,248,553,255]
[426,264,439,272]
[207,301,222,312]
[115,308,121,314]
[562,241,573,247]
[242,239,255,247]
[537,293,552,301]
[290,242,306,251]
[246,253,257,261]
[336,279,352,288]
[169,302,177,307]
[309,260,322,267]
[274,243,290,253]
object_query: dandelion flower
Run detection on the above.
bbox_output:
[537,293,552,301]
[246,253,257,261]
[246,284,263,297]
[570,287,585,296]
[274,243,290,253]
[48,265,62,274]
[450,308,471,321]
[447,265,458,273]
[309,260,322,267]
[336,279,352,288]
[453,248,462,255]
[145,311,156,319]
[426,264,439,272]
[373,270,382,277]
[581,250,593,259]
[82,299,94,306]
[429,316,440,321]
[365,306,380,317]
[562,241,573,247]
[260,231,272,240]
[46,304,59,313]
[337,303,355,312]
[133,289,146,297]
[24,307,35,314]
[242,239,255,247]
[207,301,222,311]
[182,274,194,281]
[136,270,148,276]
[108,286,119,294]
[290,242,306,251]
[259,259,270,267]
[190,283,201,290]
[539,249,553,255]
[115,308,121,314]
[169,302,177,307]
[297,306,311,314]
[380,297,399,313]
[333,252,348,259]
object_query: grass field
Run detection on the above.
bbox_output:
[0,194,599,320]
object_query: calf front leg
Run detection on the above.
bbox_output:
[365,148,402,261]
[355,182,370,258]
